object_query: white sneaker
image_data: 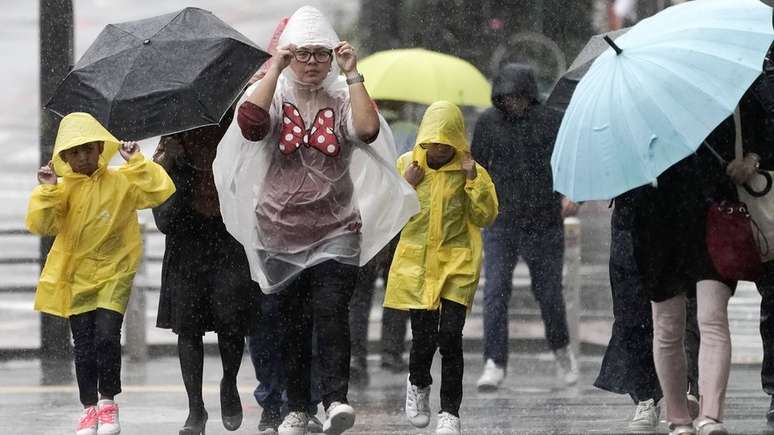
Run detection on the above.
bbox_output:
[278,412,309,435]
[627,399,659,432]
[405,375,431,428]
[96,399,120,435]
[435,412,461,434]
[322,402,355,434]
[554,346,579,386]
[476,359,505,391]
[76,406,98,435]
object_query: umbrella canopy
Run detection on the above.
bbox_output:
[551,0,774,202]
[545,28,629,111]
[45,7,270,141]
[358,48,491,107]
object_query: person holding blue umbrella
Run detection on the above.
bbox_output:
[550,1,774,433]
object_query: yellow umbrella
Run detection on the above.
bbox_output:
[358,48,492,108]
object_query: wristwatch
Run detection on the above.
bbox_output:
[346,73,365,85]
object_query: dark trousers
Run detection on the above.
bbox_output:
[482,224,570,366]
[755,261,774,395]
[280,260,357,411]
[594,205,699,403]
[409,299,467,417]
[248,292,320,415]
[69,308,124,406]
[349,252,408,363]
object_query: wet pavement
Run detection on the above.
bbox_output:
[1,353,773,434]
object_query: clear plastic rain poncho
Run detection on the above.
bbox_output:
[213,6,419,293]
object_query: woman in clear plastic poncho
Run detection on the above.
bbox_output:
[213,6,418,434]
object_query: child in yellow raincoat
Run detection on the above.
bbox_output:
[26,112,175,435]
[383,101,498,435]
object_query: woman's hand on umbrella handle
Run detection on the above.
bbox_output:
[334,41,357,73]
[404,161,424,188]
[37,160,57,185]
[727,154,758,185]
[119,141,140,161]
[272,44,295,73]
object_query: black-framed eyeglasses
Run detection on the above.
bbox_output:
[294,49,333,63]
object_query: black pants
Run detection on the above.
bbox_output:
[482,223,570,366]
[281,260,357,411]
[69,308,124,406]
[756,261,774,395]
[409,299,467,417]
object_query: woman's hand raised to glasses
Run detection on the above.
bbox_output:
[335,41,358,74]
[272,44,296,73]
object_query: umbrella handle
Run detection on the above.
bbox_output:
[742,170,773,198]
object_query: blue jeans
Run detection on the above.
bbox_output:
[482,223,570,367]
[248,292,319,416]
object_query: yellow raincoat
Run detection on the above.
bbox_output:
[384,101,498,310]
[26,113,175,318]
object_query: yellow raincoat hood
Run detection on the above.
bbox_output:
[413,100,470,157]
[385,101,499,311]
[26,114,175,318]
[52,112,121,177]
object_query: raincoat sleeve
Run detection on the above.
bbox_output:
[25,183,66,236]
[118,153,176,210]
[465,165,499,228]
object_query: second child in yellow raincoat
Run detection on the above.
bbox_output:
[384,101,498,434]
[26,112,175,435]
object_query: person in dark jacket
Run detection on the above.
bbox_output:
[471,63,580,390]
[153,109,259,435]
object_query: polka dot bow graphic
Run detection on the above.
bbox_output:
[279,102,340,157]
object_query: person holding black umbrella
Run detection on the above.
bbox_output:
[213,5,416,435]
[152,106,260,435]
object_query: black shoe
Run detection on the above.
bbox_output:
[258,407,281,433]
[767,396,774,426]
[380,353,408,373]
[350,358,370,387]
[179,409,208,435]
[220,378,243,431]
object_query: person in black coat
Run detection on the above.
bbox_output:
[624,83,770,434]
[153,108,259,435]
[471,63,581,390]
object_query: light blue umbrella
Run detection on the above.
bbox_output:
[551,0,774,202]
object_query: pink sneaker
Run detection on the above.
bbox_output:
[76,406,98,435]
[96,399,120,434]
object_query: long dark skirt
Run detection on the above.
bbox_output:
[157,227,259,336]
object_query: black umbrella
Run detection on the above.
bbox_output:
[45,7,270,141]
[545,28,629,112]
